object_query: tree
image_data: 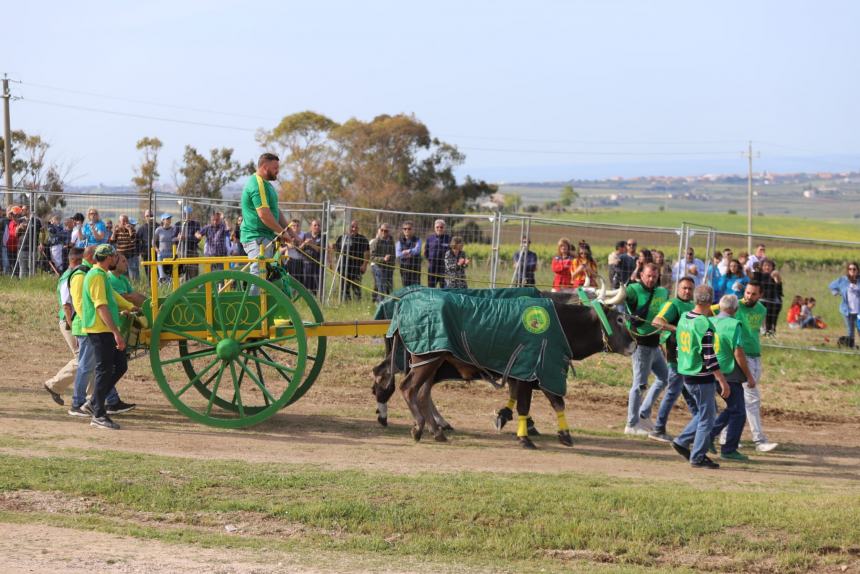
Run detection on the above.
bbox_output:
[503,193,522,213]
[175,146,246,220]
[559,184,578,209]
[132,137,163,211]
[257,111,339,202]
[0,130,68,215]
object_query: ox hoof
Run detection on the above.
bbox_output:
[518,436,537,450]
[558,430,573,447]
[441,423,455,432]
[411,426,423,442]
[377,416,388,427]
[434,431,448,443]
[527,418,541,436]
[494,407,513,431]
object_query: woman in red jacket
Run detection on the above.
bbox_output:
[551,238,574,291]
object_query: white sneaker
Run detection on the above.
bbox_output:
[755,442,778,453]
[718,427,728,446]
[638,417,655,432]
[624,424,650,437]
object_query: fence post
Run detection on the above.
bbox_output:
[489,212,501,288]
[319,200,330,304]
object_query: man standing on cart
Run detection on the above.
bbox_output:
[240,153,297,281]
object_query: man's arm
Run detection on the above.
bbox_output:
[734,346,755,388]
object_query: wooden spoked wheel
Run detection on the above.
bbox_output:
[150,270,306,428]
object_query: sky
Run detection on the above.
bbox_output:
[4,0,860,186]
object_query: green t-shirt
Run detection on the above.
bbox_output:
[108,271,134,295]
[625,282,669,345]
[239,174,280,243]
[712,315,742,375]
[676,313,714,376]
[735,300,766,358]
[57,267,74,320]
[655,297,694,367]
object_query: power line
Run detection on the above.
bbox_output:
[22,80,276,122]
[21,98,258,133]
[457,145,741,157]
[442,134,743,146]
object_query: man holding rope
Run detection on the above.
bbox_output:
[240,153,297,281]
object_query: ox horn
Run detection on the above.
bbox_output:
[592,276,606,301]
[601,283,627,307]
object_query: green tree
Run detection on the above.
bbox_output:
[132,137,163,211]
[503,193,522,213]
[257,111,339,202]
[175,146,246,219]
[1,131,67,216]
[559,184,578,208]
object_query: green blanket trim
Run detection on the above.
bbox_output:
[577,287,613,336]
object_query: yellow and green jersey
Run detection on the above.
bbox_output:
[239,174,280,243]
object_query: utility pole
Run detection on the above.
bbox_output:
[2,74,13,208]
[742,141,759,254]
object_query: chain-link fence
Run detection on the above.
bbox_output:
[2,185,858,354]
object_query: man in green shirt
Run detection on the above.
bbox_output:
[42,247,85,406]
[728,281,778,452]
[647,276,697,442]
[623,263,669,436]
[709,294,756,461]
[239,153,297,281]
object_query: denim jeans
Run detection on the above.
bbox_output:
[1,246,10,274]
[126,254,140,282]
[242,239,274,294]
[674,378,717,464]
[711,381,746,454]
[846,313,858,347]
[89,332,129,418]
[628,345,668,427]
[654,365,698,431]
[372,265,393,302]
[72,335,118,407]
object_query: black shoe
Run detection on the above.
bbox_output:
[106,400,136,415]
[43,383,64,406]
[90,416,120,430]
[671,441,691,461]
[691,457,720,469]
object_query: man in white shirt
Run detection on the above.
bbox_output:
[746,244,767,273]
[672,247,706,287]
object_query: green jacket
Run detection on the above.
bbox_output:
[677,313,714,376]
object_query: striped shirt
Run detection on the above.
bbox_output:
[685,311,720,378]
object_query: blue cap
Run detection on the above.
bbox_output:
[160,213,172,221]
[183,206,193,214]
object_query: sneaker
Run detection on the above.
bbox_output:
[90,416,120,430]
[624,424,649,437]
[106,400,136,415]
[755,442,778,453]
[637,416,655,432]
[691,457,720,469]
[671,441,691,461]
[43,383,64,406]
[718,428,728,446]
[68,405,89,417]
[648,430,673,443]
[720,450,750,462]
[81,401,93,416]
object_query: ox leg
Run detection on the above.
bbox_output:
[516,381,537,449]
[371,361,397,427]
[495,381,540,435]
[543,390,572,447]
[400,369,426,442]
[417,380,447,442]
[430,400,454,432]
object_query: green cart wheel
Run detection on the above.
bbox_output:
[177,270,327,410]
[150,270,306,428]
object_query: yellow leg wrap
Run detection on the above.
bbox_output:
[506,398,516,410]
[517,416,529,438]
[557,412,569,432]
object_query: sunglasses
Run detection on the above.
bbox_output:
[402,227,412,230]
[627,243,636,246]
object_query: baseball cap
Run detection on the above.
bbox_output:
[183,206,193,214]
[160,213,173,221]
[94,244,116,257]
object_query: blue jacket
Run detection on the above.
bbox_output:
[424,233,451,269]
[829,275,859,317]
[717,273,748,299]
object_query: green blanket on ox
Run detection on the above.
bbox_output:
[373,285,542,321]
[385,288,572,396]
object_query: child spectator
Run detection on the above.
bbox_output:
[551,238,574,291]
[786,295,803,329]
[443,236,469,288]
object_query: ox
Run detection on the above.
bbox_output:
[372,286,636,448]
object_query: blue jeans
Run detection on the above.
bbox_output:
[846,313,858,347]
[372,265,393,302]
[72,335,118,408]
[711,381,746,454]
[127,254,140,282]
[1,246,10,274]
[628,345,668,427]
[654,365,698,431]
[242,239,274,294]
[674,378,717,464]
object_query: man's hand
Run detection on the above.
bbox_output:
[718,379,730,399]
[746,377,756,389]
[113,330,127,352]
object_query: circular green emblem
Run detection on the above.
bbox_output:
[522,306,550,334]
